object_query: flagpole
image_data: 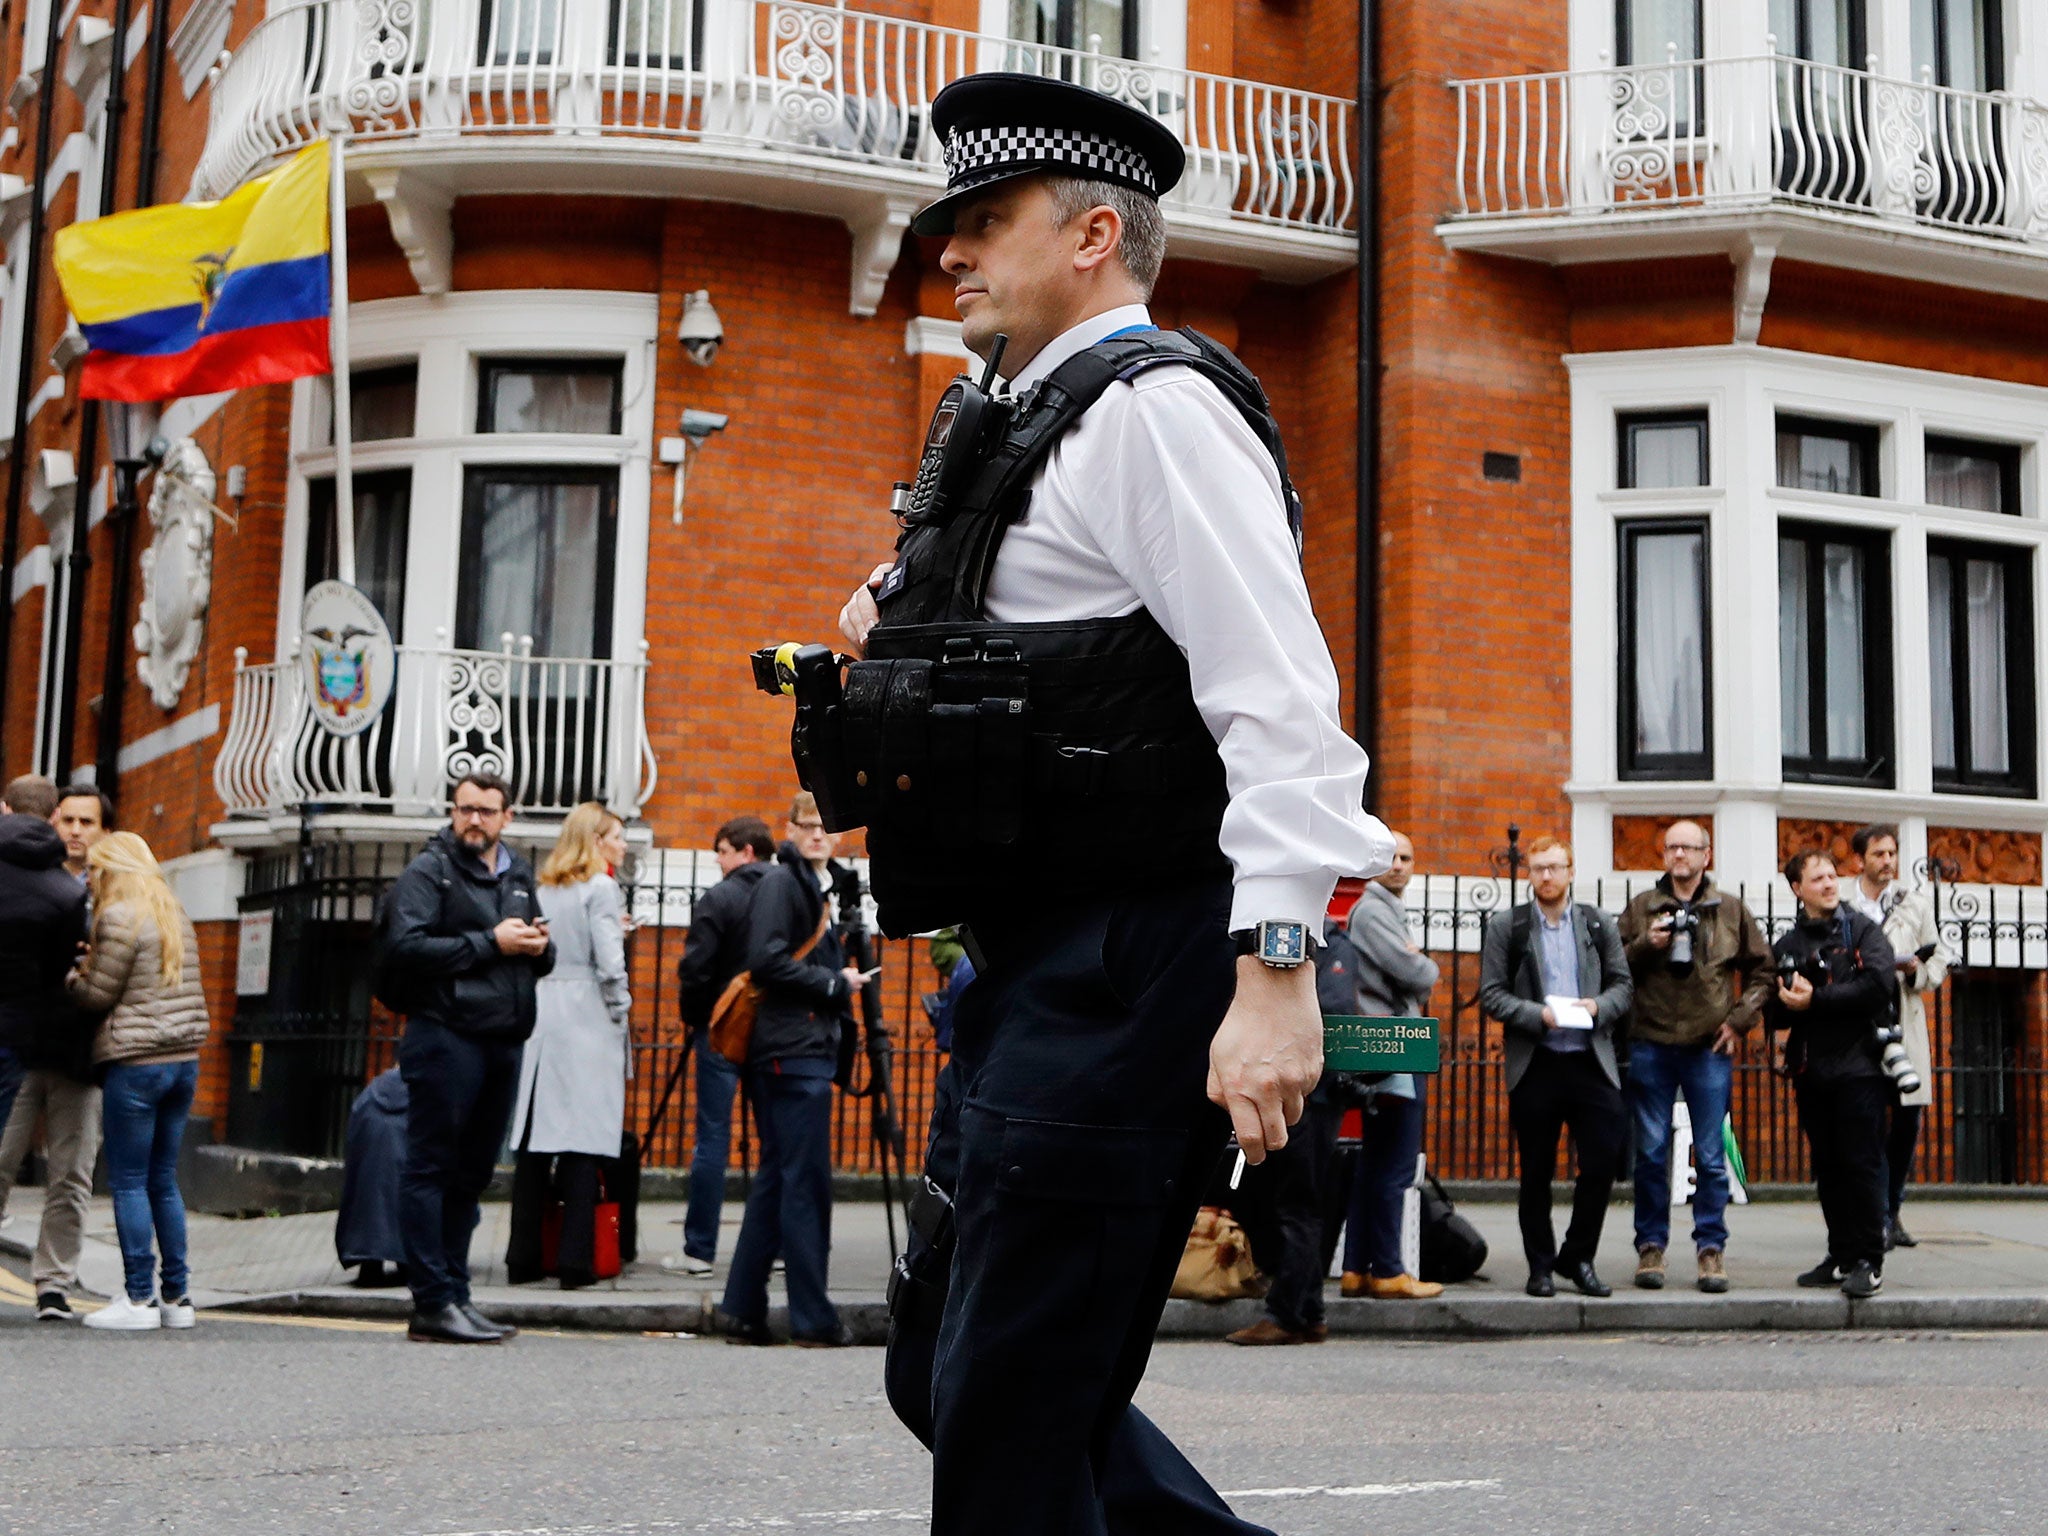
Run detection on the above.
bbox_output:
[327,125,356,587]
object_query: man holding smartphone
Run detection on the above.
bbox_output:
[1618,821,1773,1294]
[1841,824,1946,1249]
[383,770,555,1344]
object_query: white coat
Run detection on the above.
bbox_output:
[510,873,632,1156]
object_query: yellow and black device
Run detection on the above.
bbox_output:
[750,641,862,831]
[901,334,1009,527]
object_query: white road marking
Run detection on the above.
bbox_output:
[1223,1479,1502,1500]
[426,1481,1498,1535]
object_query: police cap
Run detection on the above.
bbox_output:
[911,72,1186,237]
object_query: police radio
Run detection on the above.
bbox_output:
[902,334,1009,526]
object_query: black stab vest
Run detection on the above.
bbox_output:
[850,328,1300,937]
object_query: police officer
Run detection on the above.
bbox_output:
[827,73,1392,1535]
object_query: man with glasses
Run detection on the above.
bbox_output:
[1618,820,1772,1293]
[384,770,555,1344]
[1480,837,1633,1298]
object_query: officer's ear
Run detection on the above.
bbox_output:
[1070,204,1124,276]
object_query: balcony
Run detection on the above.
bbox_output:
[195,0,1359,309]
[212,636,656,844]
[1441,55,2048,305]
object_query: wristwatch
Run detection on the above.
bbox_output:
[1231,920,1313,969]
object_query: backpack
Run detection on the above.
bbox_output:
[1315,918,1364,1016]
[1417,1173,1488,1284]
[369,847,446,1017]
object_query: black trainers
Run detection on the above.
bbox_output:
[1840,1260,1883,1300]
[1889,1217,1918,1249]
[1795,1257,1841,1288]
[35,1291,75,1322]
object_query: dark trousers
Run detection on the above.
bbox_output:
[1259,1096,1341,1334]
[884,879,1275,1536]
[398,1019,522,1312]
[1796,1073,1889,1268]
[684,1032,741,1263]
[506,1148,602,1281]
[720,1058,838,1337]
[1344,1089,1424,1278]
[1886,1102,1923,1219]
[1509,1049,1624,1272]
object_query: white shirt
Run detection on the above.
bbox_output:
[984,305,1392,930]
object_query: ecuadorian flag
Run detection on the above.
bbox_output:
[53,141,330,402]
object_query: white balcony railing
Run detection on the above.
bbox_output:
[213,636,657,821]
[1448,53,2048,245]
[194,0,1355,237]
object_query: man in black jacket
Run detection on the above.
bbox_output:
[717,793,866,1346]
[668,814,776,1274]
[385,770,555,1344]
[0,775,90,1320]
[1768,850,1896,1300]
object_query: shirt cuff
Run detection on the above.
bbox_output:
[1228,873,1336,936]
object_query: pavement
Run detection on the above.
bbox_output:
[6,1182,2047,1339]
[3,1315,2045,1535]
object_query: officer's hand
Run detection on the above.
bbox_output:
[838,563,894,658]
[1711,1022,1742,1057]
[1647,916,1674,951]
[1207,959,1322,1164]
[1777,972,1815,1012]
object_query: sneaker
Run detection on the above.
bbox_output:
[1795,1257,1841,1289]
[35,1291,77,1322]
[83,1295,162,1332]
[1634,1245,1667,1290]
[1696,1249,1729,1294]
[661,1253,715,1277]
[1889,1216,1918,1249]
[1840,1260,1883,1300]
[160,1297,196,1330]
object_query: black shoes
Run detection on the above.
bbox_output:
[35,1291,74,1322]
[1888,1217,1918,1249]
[351,1261,405,1289]
[408,1302,502,1344]
[1840,1260,1883,1300]
[1796,1257,1842,1289]
[716,1309,775,1346]
[791,1323,855,1349]
[1554,1259,1611,1298]
[462,1302,516,1340]
[1525,1269,1556,1298]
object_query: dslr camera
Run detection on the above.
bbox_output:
[1661,898,1719,970]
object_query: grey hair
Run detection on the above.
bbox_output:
[1042,175,1166,295]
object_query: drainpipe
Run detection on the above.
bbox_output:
[1354,0,1381,809]
[93,0,169,795]
[0,7,71,760]
[54,0,136,783]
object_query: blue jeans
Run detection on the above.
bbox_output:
[1343,1090,1424,1278]
[683,1033,741,1263]
[101,1060,198,1303]
[721,1058,839,1338]
[1628,1038,1733,1254]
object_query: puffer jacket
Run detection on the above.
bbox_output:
[66,900,210,1067]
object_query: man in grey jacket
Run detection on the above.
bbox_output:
[1339,831,1443,1298]
[1479,837,1633,1297]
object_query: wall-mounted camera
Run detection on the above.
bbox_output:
[680,409,728,446]
[678,289,723,367]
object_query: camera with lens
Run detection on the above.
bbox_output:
[1876,1022,1921,1097]
[1661,898,1720,970]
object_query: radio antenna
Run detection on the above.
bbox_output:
[977,334,1008,393]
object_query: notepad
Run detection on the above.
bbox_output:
[1545,995,1595,1031]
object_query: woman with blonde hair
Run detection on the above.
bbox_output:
[67,832,209,1331]
[506,802,632,1288]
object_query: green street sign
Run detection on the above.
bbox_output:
[1323,1015,1440,1075]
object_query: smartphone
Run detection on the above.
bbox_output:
[859,964,883,982]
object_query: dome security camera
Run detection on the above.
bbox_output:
[678,289,723,367]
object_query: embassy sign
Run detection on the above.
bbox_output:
[300,580,395,737]
[1323,1016,1440,1075]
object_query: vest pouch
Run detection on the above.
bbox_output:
[932,643,1030,845]
[870,658,936,840]
[791,688,862,834]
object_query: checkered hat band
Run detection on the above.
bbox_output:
[944,125,1157,193]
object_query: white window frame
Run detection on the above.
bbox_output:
[1568,343,2048,885]
[282,290,659,669]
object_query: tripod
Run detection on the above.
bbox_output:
[832,863,910,1260]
